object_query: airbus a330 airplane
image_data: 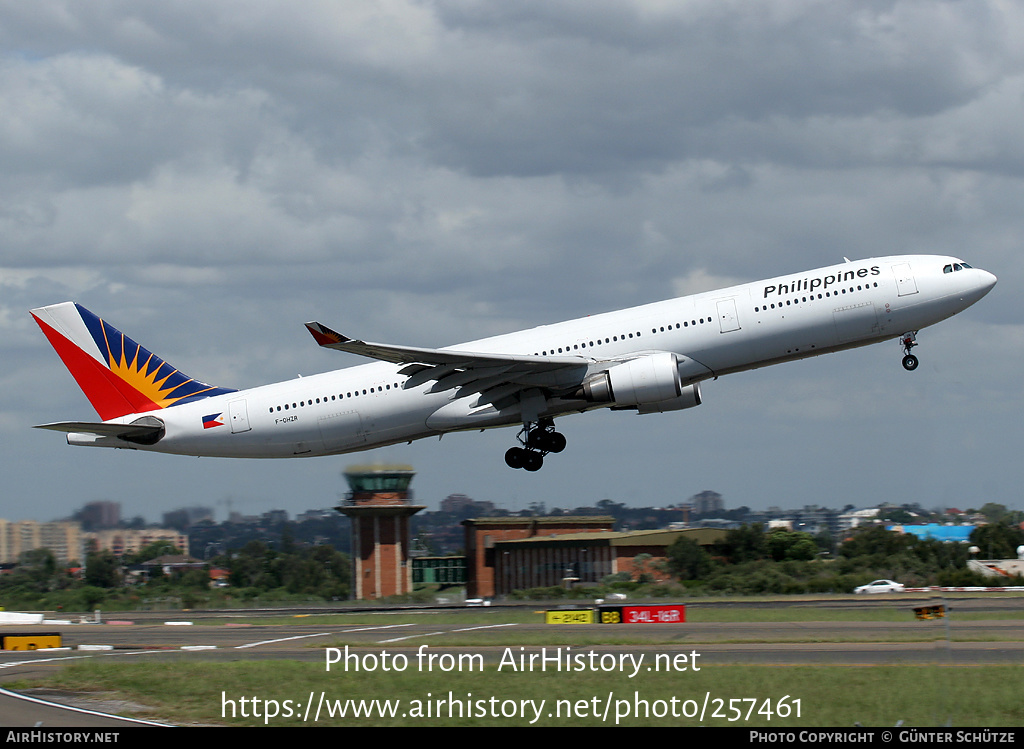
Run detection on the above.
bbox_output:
[31,255,995,471]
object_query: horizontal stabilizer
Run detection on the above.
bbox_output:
[34,420,165,445]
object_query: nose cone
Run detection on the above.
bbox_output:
[979,269,997,294]
[963,267,997,307]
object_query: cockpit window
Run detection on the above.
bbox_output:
[943,264,953,273]
[961,262,973,268]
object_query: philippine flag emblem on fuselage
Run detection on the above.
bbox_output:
[202,413,225,429]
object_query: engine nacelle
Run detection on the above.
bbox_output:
[576,352,695,408]
[635,382,702,414]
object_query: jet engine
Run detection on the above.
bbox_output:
[572,352,702,413]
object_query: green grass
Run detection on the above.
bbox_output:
[21,661,1023,727]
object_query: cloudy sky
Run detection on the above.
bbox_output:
[1,1,1020,524]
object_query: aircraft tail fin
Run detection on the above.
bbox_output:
[31,302,236,421]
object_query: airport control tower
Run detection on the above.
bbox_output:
[336,464,425,600]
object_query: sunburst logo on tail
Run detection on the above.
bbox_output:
[97,324,225,409]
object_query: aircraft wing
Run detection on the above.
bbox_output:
[305,321,590,405]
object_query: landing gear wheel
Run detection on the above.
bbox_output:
[526,430,548,450]
[505,447,526,469]
[508,419,563,469]
[522,451,543,472]
[546,431,567,453]
[900,331,919,371]
[528,429,566,453]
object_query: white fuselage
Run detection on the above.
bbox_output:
[72,255,996,458]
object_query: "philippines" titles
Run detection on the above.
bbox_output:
[763,265,880,299]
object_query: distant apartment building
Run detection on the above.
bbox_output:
[162,506,214,529]
[87,529,189,558]
[0,520,84,564]
[76,501,121,529]
[296,509,337,522]
[440,494,497,517]
[689,490,723,515]
[837,508,881,534]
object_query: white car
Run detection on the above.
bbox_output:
[854,579,905,594]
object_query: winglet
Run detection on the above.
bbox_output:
[305,321,352,347]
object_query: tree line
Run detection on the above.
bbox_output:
[662,522,1023,595]
[0,537,351,611]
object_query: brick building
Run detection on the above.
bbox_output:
[489,527,726,596]
[462,516,615,598]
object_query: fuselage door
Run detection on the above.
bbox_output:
[716,298,741,333]
[228,399,251,433]
[892,262,919,297]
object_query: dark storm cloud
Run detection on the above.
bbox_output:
[6,2,1021,181]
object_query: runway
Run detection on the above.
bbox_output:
[0,597,1019,726]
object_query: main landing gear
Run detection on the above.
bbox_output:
[900,331,919,371]
[504,418,566,471]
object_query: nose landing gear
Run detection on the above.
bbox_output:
[901,331,919,371]
[504,418,565,471]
